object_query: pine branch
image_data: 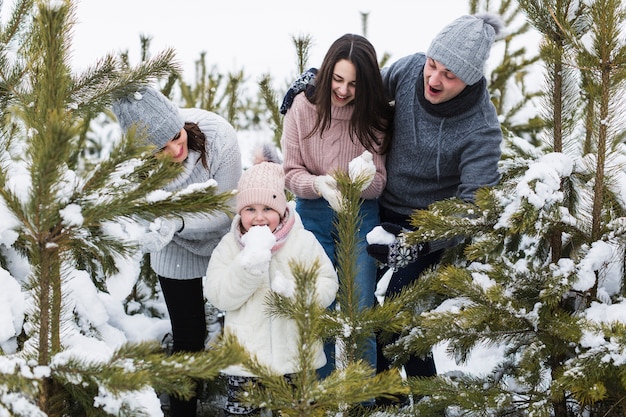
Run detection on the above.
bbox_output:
[245,197,408,414]
[407,372,517,416]
[0,337,247,416]
[258,74,283,148]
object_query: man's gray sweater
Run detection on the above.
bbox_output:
[380,53,502,216]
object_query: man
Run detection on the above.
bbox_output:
[367,13,504,381]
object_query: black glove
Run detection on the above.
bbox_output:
[279,68,318,114]
[366,222,428,270]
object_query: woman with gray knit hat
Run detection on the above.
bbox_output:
[112,86,242,417]
[280,12,504,406]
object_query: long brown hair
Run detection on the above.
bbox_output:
[184,122,208,168]
[308,34,393,154]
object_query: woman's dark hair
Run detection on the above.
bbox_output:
[184,122,208,168]
[308,33,393,154]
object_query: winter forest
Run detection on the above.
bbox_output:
[1,0,626,416]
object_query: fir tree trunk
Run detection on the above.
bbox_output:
[550,354,568,417]
[50,246,62,355]
[37,247,51,366]
[549,51,564,263]
[34,233,63,364]
[38,244,63,416]
[582,72,596,155]
[591,68,609,244]
[552,56,563,153]
[588,52,612,302]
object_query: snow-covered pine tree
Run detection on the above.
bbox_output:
[472,0,547,144]
[258,74,284,149]
[178,53,246,129]
[0,1,245,415]
[376,0,626,415]
[258,34,317,152]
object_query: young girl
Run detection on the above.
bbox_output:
[112,86,241,417]
[204,160,338,417]
[280,34,393,377]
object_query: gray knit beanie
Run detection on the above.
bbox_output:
[426,13,504,85]
[112,86,184,150]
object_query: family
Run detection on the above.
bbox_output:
[111,13,504,417]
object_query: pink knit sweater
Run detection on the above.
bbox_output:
[281,93,387,200]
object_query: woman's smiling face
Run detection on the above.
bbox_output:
[330,59,356,107]
[160,128,188,162]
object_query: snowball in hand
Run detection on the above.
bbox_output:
[348,150,376,185]
[366,225,396,245]
[241,225,276,250]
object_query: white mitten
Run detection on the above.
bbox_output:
[239,225,276,276]
[314,175,343,212]
[349,150,376,191]
[271,270,296,298]
[140,217,183,253]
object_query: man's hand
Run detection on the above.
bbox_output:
[279,68,318,114]
[366,223,428,270]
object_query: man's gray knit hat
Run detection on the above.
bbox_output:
[426,13,504,85]
[112,86,184,150]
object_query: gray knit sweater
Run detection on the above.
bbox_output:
[151,108,242,279]
[380,53,502,216]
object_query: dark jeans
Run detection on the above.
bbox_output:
[159,276,207,417]
[376,205,438,378]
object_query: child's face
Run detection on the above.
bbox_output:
[240,204,281,233]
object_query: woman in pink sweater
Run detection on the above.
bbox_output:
[280,33,394,381]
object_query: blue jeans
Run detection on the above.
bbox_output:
[296,198,378,378]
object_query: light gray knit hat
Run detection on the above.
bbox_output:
[426,13,504,85]
[112,86,184,150]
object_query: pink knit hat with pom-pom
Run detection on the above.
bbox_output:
[236,160,287,216]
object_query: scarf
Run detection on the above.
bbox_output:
[236,205,296,252]
[164,150,204,191]
[416,66,486,118]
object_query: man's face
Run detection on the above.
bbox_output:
[423,58,467,104]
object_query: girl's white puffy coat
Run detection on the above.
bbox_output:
[204,208,338,377]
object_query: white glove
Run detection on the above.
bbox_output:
[239,225,276,276]
[140,217,183,253]
[314,175,343,212]
[349,150,376,191]
[271,270,296,298]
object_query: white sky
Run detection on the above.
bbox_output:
[71,0,472,86]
